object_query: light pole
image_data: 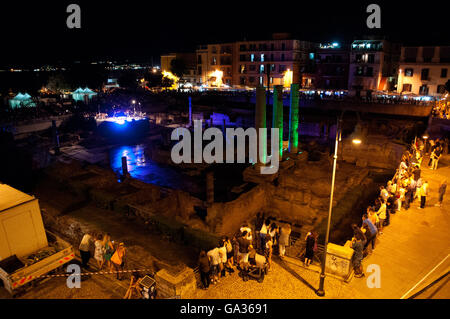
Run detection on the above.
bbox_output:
[316,111,362,297]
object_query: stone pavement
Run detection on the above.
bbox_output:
[195,157,450,299]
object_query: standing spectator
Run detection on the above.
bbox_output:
[236,231,251,281]
[224,236,235,272]
[198,250,210,290]
[278,223,291,258]
[352,224,366,241]
[94,233,105,270]
[436,180,447,207]
[218,240,228,278]
[418,180,429,209]
[377,199,387,234]
[207,246,221,284]
[79,232,93,269]
[380,186,389,203]
[265,236,273,271]
[304,231,316,267]
[362,214,378,252]
[413,165,421,180]
[431,145,442,170]
[240,223,253,242]
[103,233,115,271]
[351,233,366,278]
[232,235,239,266]
[259,219,270,254]
[111,243,126,280]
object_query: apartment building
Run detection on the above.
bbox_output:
[233,34,316,88]
[348,39,400,96]
[196,43,233,87]
[397,46,450,97]
[314,42,350,90]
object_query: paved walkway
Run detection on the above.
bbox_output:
[196,157,450,299]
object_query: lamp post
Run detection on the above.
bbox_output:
[316,112,362,297]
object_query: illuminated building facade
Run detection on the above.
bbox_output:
[314,42,350,90]
[348,39,400,96]
[196,43,233,87]
[396,46,450,97]
[233,34,316,88]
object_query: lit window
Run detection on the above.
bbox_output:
[251,54,255,62]
[261,54,265,62]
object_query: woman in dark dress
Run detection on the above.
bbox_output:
[304,232,316,267]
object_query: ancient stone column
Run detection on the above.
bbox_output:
[288,83,299,153]
[206,171,214,205]
[273,85,283,158]
[121,156,128,177]
[255,86,267,164]
[188,96,192,127]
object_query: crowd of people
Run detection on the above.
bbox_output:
[78,231,127,280]
[350,137,447,278]
[198,215,304,289]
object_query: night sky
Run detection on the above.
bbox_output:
[1,0,449,67]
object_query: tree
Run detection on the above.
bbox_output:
[144,72,163,88]
[161,77,174,90]
[170,59,187,82]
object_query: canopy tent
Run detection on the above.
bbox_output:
[72,87,97,102]
[9,92,36,109]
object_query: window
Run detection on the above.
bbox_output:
[279,65,286,72]
[240,77,246,85]
[270,54,274,61]
[197,55,202,64]
[402,84,412,92]
[281,54,285,61]
[240,55,246,62]
[211,46,217,54]
[198,66,202,75]
[271,43,274,51]
[437,85,446,94]
[366,67,373,77]
[270,77,273,84]
[271,64,276,71]
[281,43,286,51]
[368,54,375,63]
[249,77,255,83]
[356,66,363,75]
[421,68,429,80]
[211,57,217,65]
[405,68,413,77]
[249,65,256,71]
[261,54,265,62]
[250,54,255,62]
[441,68,448,78]
[259,65,265,74]
[239,65,246,74]
[419,85,429,95]
[240,44,246,51]
[259,77,264,85]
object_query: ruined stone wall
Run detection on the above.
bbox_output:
[341,136,406,169]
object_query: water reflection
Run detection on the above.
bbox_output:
[110,144,200,193]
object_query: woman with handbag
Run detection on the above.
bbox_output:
[111,243,126,280]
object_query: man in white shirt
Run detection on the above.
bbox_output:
[207,247,221,284]
[79,233,93,268]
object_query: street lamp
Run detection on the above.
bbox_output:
[316,112,362,297]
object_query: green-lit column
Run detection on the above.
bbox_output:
[288,83,299,153]
[273,85,283,158]
[255,86,267,164]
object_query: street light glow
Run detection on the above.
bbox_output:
[352,138,362,145]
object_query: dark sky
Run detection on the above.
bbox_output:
[1,0,449,67]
